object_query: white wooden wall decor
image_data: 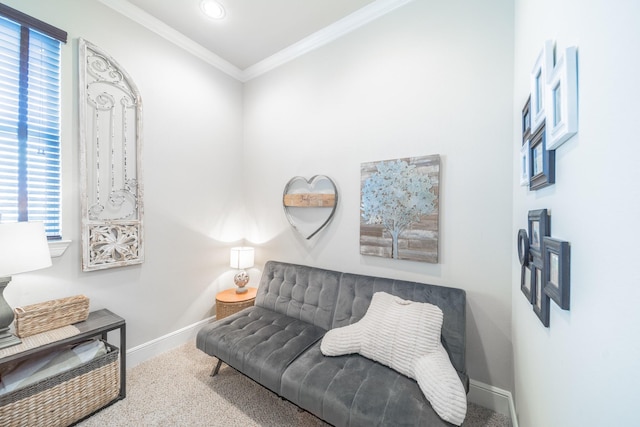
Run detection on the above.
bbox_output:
[79,39,144,271]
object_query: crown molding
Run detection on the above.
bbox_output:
[98,0,243,80]
[99,0,415,82]
[242,0,415,81]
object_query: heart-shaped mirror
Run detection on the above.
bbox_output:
[283,175,338,239]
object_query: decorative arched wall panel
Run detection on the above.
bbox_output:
[79,39,144,271]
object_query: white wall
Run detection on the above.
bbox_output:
[244,0,515,390]
[512,1,640,425]
[2,0,245,353]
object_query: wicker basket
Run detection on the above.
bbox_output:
[13,295,90,338]
[0,342,120,427]
[216,299,255,320]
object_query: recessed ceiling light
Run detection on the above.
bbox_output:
[200,0,226,20]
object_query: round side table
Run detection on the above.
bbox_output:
[215,287,257,320]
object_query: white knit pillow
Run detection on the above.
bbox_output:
[320,292,467,426]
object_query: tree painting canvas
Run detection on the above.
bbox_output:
[360,155,439,263]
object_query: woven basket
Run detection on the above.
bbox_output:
[0,342,120,427]
[217,299,255,320]
[14,295,90,338]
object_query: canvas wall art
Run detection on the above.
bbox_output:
[360,154,440,263]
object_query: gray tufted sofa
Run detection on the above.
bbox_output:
[196,260,468,426]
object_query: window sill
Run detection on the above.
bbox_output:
[49,240,71,258]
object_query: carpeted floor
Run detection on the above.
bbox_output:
[78,342,510,427]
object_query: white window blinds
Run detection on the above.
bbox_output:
[0,7,66,239]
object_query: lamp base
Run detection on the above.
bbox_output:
[234,270,250,294]
[0,276,20,349]
[0,329,20,349]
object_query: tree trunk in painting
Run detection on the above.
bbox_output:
[391,229,400,259]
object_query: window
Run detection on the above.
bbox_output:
[0,5,66,239]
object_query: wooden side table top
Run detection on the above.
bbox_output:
[216,287,258,303]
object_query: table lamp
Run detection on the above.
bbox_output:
[229,247,254,294]
[0,221,52,349]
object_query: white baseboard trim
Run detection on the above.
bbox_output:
[126,316,215,368]
[468,379,517,427]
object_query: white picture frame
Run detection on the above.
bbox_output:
[546,46,578,150]
[530,40,555,133]
[520,139,530,186]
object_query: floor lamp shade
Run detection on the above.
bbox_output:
[0,221,52,349]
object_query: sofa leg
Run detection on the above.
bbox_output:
[210,359,223,377]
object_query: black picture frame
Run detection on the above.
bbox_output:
[522,96,531,143]
[521,264,533,304]
[528,209,550,258]
[517,229,529,266]
[529,122,555,190]
[543,237,571,310]
[531,256,550,327]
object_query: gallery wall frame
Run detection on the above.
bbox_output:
[529,123,555,190]
[528,209,550,258]
[531,255,550,327]
[522,95,531,140]
[521,264,533,304]
[517,229,529,266]
[517,228,534,304]
[546,46,578,150]
[543,237,571,310]
[520,140,530,187]
[530,40,555,133]
[520,97,531,187]
[519,40,578,191]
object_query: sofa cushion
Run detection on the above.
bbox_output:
[196,306,326,393]
[281,342,452,427]
[320,292,466,425]
[255,261,341,331]
[334,273,468,389]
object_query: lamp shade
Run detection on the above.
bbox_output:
[229,247,254,270]
[0,222,52,277]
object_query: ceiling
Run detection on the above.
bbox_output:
[100,0,412,80]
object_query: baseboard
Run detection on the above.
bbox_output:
[126,316,215,368]
[468,379,518,427]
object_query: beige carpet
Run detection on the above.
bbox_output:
[78,342,510,427]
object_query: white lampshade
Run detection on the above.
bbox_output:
[0,222,52,277]
[229,247,254,270]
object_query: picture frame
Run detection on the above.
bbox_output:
[517,229,529,266]
[521,264,533,304]
[546,46,578,150]
[520,139,530,187]
[529,123,555,190]
[522,96,531,142]
[531,256,550,327]
[543,237,571,310]
[528,209,549,257]
[530,40,554,133]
